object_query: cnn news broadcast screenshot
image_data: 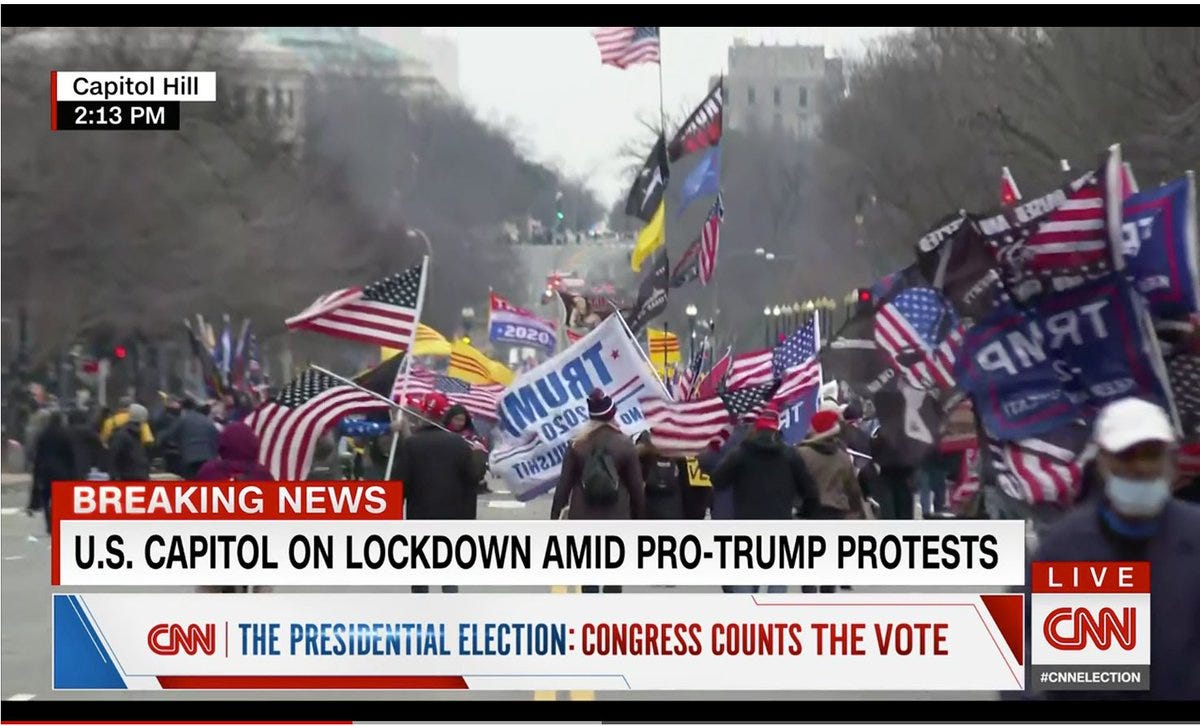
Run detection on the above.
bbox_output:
[0,14,1197,726]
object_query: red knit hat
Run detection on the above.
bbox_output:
[808,409,842,442]
[420,391,450,420]
[754,404,781,431]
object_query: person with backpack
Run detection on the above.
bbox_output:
[635,431,686,519]
[551,389,645,593]
[108,404,152,481]
[712,404,820,594]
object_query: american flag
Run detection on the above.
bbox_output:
[396,365,504,424]
[771,317,821,405]
[875,285,964,391]
[592,27,660,69]
[674,343,709,401]
[986,432,1085,505]
[640,381,779,457]
[245,369,392,481]
[286,263,424,350]
[699,194,723,285]
[1167,352,1200,434]
[726,348,774,390]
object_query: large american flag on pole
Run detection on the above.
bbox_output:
[285,263,424,350]
[699,194,723,285]
[985,426,1088,505]
[394,365,504,424]
[771,317,821,405]
[592,27,661,69]
[639,381,779,457]
[875,284,964,392]
[245,369,392,481]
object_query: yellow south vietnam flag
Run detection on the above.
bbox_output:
[646,327,681,377]
[449,340,513,386]
[383,324,450,362]
[630,200,665,272]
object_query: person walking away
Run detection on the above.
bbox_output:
[29,411,75,534]
[306,434,341,480]
[636,431,686,520]
[868,426,916,519]
[712,404,819,594]
[442,403,490,493]
[698,420,752,593]
[1027,397,1200,700]
[551,389,645,593]
[108,404,151,481]
[193,421,275,593]
[796,408,865,593]
[67,408,107,480]
[158,398,220,479]
[392,393,483,593]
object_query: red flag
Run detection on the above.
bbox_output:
[695,348,731,399]
[1000,166,1021,206]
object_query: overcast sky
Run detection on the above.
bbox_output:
[422,27,903,207]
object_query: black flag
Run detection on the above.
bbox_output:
[623,247,669,335]
[624,134,670,222]
[914,213,1002,324]
[670,237,702,289]
[668,80,723,162]
[821,307,886,397]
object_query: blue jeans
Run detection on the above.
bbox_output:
[728,585,788,594]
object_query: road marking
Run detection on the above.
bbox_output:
[486,501,525,509]
[1,507,21,516]
[6,693,36,701]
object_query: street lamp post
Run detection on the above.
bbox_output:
[762,306,772,348]
[772,305,782,344]
[461,307,476,342]
[684,304,698,361]
[407,228,433,267]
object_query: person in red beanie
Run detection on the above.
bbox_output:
[797,408,866,521]
[712,403,819,594]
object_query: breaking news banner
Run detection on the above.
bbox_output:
[50,480,1025,588]
[1031,561,1152,692]
[50,71,216,131]
[51,592,1026,691]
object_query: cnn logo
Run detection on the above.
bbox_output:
[147,623,217,656]
[1043,607,1136,652]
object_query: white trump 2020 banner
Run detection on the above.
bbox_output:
[489,315,662,501]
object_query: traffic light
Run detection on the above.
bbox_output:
[113,345,127,360]
[854,288,874,316]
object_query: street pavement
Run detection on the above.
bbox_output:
[0,475,997,702]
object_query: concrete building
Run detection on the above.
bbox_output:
[360,28,460,98]
[724,41,845,138]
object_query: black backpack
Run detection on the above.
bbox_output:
[580,444,621,506]
[644,458,677,496]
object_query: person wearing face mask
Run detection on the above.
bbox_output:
[1030,397,1200,700]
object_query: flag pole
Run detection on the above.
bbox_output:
[386,255,431,480]
[655,27,667,144]
[613,305,672,397]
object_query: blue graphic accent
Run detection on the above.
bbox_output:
[53,595,126,689]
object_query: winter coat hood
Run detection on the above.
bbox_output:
[217,422,259,463]
[742,430,787,454]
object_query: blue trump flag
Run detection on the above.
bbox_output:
[677,147,721,217]
[1122,173,1199,321]
[779,386,820,446]
[954,275,1168,440]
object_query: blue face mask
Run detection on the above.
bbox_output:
[1104,475,1172,519]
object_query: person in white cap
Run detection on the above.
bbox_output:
[1031,397,1200,699]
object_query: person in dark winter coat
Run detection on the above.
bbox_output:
[108,404,151,481]
[551,389,645,522]
[67,409,107,478]
[552,389,645,594]
[635,432,686,520]
[712,405,819,594]
[158,398,220,479]
[698,421,751,522]
[390,392,481,594]
[1025,398,1200,700]
[868,427,916,519]
[30,411,75,533]
[192,421,274,482]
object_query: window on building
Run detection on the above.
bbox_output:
[286,90,295,118]
[799,86,808,108]
[773,86,781,106]
[773,113,781,131]
[748,86,756,105]
[256,88,269,122]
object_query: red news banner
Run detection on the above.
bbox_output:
[50,480,403,585]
